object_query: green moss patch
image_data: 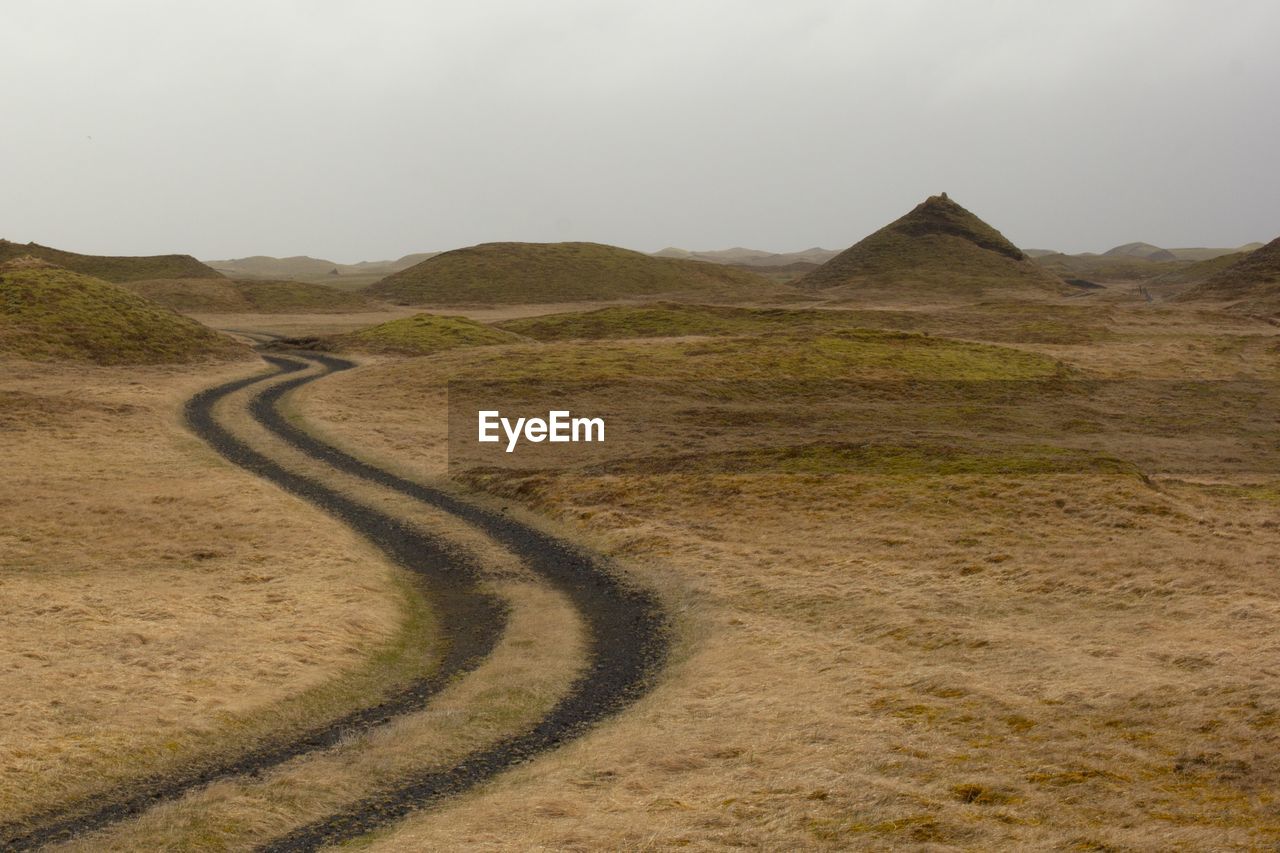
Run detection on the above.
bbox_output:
[335,313,522,355]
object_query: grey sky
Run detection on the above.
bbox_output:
[2,1,1277,262]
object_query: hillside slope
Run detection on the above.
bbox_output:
[0,240,221,282]
[1179,236,1280,314]
[1151,251,1253,287]
[366,242,791,305]
[798,194,1068,299]
[1167,243,1265,262]
[0,259,244,363]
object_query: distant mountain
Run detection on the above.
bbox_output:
[1034,242,1265,284]
[349,252,439,272]
[1095,242,1261,263]
[207,252,440,280]
[797,194,1067,298]
[208,255,342,279]
[653,246,839,267]
[1103,242,1177,262]
[1033,252,1179,283]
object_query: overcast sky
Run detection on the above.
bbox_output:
[2,1,1277,262]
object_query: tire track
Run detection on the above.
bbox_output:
[1,358,507,850]
[249,353,668,851]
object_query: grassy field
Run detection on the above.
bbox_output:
[366,241,796,305]
[288,296,1280,850]
[6,269,1280,849]
[494,302,829,340]
[0,265,244,363]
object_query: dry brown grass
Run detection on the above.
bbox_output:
[350,470,1280,851]
[55,580,584,851]
[22,356,592,849]
[287,300,1280,850]
[0,356,417,827]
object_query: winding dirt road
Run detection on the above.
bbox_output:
[4,352,666,851]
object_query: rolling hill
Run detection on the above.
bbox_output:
[0,239,221,282]
[0,258,243,363]
[797,194,1068,298]
[121,278,376,313]
[366,241,791,305]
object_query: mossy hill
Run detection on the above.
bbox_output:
[0,261,244,363]
[798,195,1068,298]
[366,241,790,305]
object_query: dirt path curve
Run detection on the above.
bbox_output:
[250,353,667,851]
[3,353,666,851]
